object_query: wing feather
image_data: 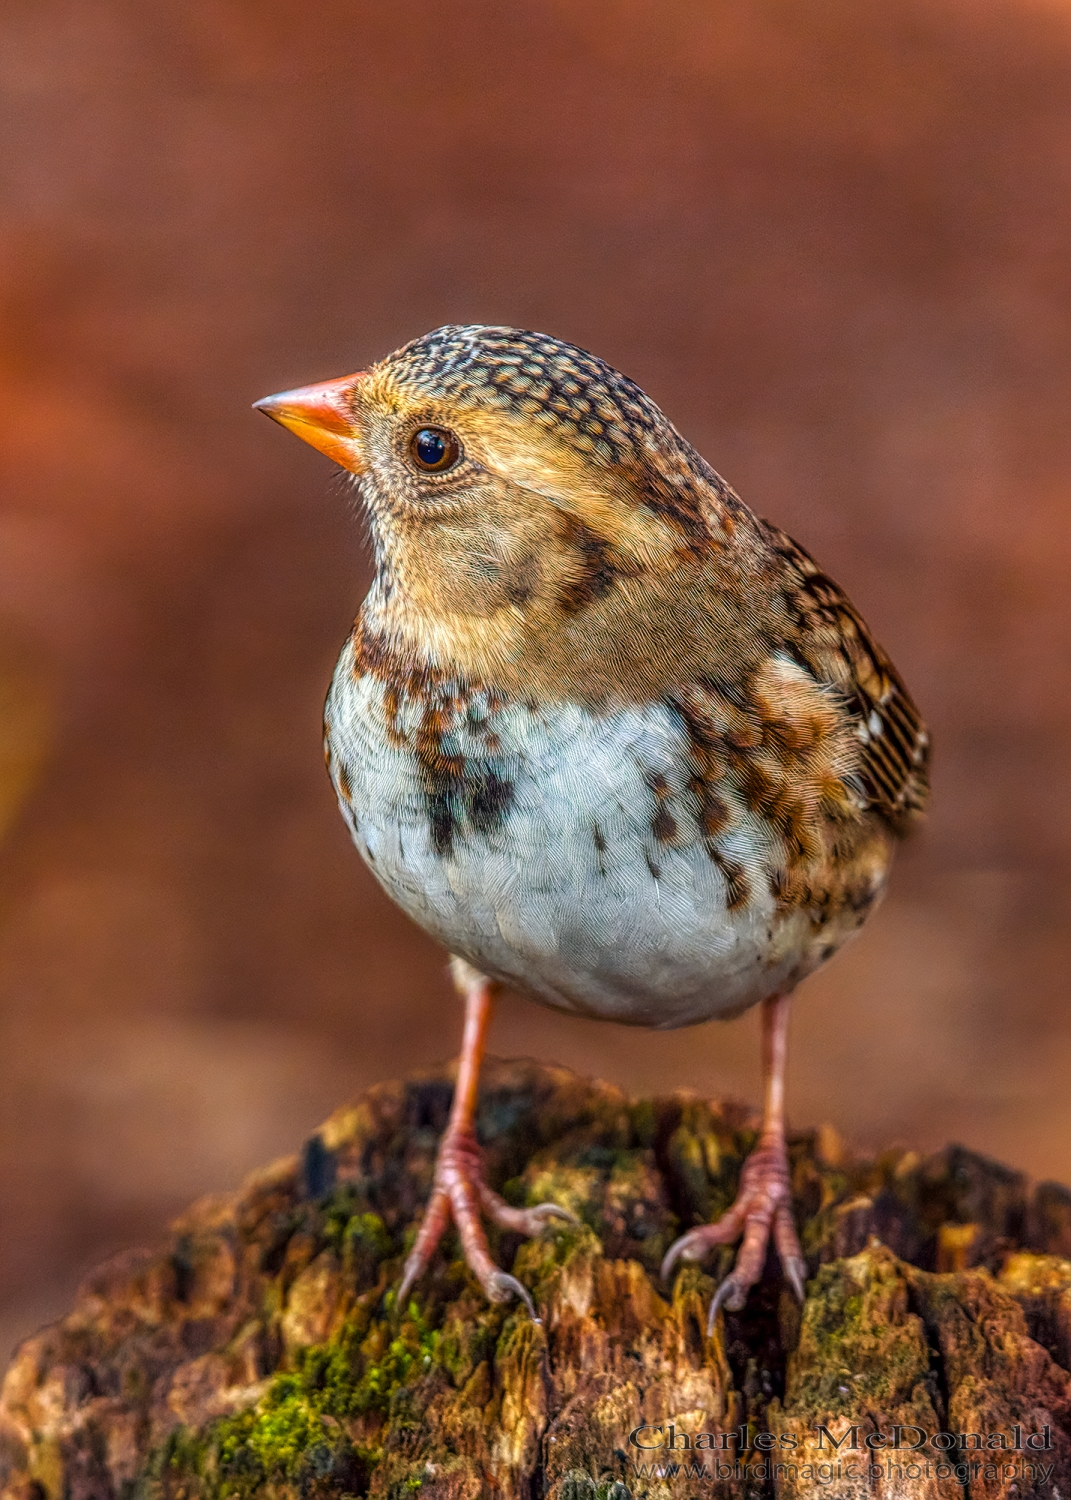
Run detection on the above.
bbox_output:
[762,523,930,832]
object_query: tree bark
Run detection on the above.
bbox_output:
[3,1059,1071,1500]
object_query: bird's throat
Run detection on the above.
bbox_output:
[361,538,766,711]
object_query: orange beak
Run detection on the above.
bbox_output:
[253,372,366,473]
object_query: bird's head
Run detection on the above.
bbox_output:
[255,326,739,692]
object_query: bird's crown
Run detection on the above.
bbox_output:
[380,324,673,463]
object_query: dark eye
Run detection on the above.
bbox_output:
[409,426,461,472]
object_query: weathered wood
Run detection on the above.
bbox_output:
[3,1060,1071,1499]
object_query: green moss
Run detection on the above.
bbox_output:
[216,1390,323,1483]
[523,1162,603,1228]
[664,1123,712,1224]
[513,1220,603,1308]
[436,1302,498,1386]
[787,1252,935,1419]
[319,1186,362,1250]
[139,1298,445,1499]
[629,1097,658,1150]
[341,1213,393,1289]
[135,1426,212,1499]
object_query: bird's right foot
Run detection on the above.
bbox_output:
[396,1126,575,1321]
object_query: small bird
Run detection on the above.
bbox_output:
[255,326,929,1325]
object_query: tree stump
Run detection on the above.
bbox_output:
[3,1059,1071,1500]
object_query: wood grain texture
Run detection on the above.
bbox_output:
[4,1062,1071,1499]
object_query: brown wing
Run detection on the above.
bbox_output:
[762,523,930,833]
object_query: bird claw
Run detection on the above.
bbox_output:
[706,1251,805,1333]
[662,1134,807,1323]
[396,1251,429,1313]
[534,1201,578,1223]
[480,1193,577,1236]
[660,1224,724,1282]
[395,1128,564,1318]
[514,1201,578,1231]
[489,1270,541,1322]
[784,1255,807,1305]
[708,1272,747,1331]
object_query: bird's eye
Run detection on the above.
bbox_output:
[409,426,461,473]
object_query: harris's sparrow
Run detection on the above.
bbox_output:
[255,326,929,1324]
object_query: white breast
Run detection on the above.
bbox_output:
[324,640,823,1028]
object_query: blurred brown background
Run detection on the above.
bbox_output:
[2,0,1070,1361]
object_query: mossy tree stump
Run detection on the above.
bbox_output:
[4,1060,1071,1499]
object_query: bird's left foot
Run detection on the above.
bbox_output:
[661,1132,806,1329]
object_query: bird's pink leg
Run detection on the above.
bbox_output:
[661,993,806,1328]
[396,958,573,1320]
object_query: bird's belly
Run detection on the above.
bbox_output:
[324,650,879,1028]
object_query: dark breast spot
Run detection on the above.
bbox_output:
[422,758,516,857]
[592,822,608,876]
[426,782,457,857]
[690,777,729,838]
[711,851,750,911]
[643,769,678,844]
[349,617,521,858]
[651,806,678,843]
[845,879,878,914]
[469,768,514,833]
[415,695,516,858]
